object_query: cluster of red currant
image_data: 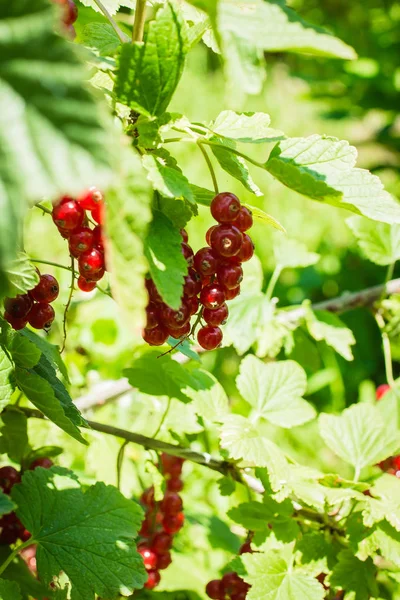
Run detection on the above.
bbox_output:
[206,537,253,600]
[143,192,254,351]
[376,384,400,477]
[52,188,106,293]
[3,271,59,331]
[0,458,53,545]
[137,453,185,590]
[52,0,78,38]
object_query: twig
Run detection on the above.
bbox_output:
[198,143,219,194]
[60,257,75,353]
[92,0,129,44]
[132,0,147,42]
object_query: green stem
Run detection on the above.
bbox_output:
[92,0,129,43]
[197,143,219,194]
[116,440,129,490]
[201,139,265,169]
[35,203,52,216]
[376,312,396,388]
[265,265,283,302]
[353,465,361,483]
[152,397,172,439]
[132,0,147,42]
[60,257,75,353]
[0,540,34,577]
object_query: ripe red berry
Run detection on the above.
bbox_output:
[206,225,217,246]
[161,454,184,476]
[211,192,241,223]
[0,513,23,545]
[235,206,253,232]
[393,455,400,472]
[19,528,32,542]
[28,303,55,330]
[139,547,158,570]
[181,242,194,267]
[146,303,159,330]
[183,270,202,298]
[68,227,94,258]
[166,476,184,492]
[77,277,97,292]
[140,486,155,507]
[203,304,228,326]
[78,248,104,276]
[217,264,243,290]
[91,203,104,225]
[194,247,219,278]
[161,492,183,515]
[237,233,254,262]
[167,321,191,339]
[376,384,390,401]
[4,294,33,319]
[77,187,103,211]
[222,572,242,595]
[200,284,225,309]
[159,303,190,330]
[4,313,28,331]
[157,551,172,570]
[224,285,241,300]
[162,512,184,534]
[152,532,173,554]
[29,457,53,470]
[0,466,21,494]
[206,579,224,599]
[52,199,84,231]
[186,295,200,316]
[145,279,162,303]
[180,229,188,243]
[210,225,243,257]
[197,325,223,350]
[92,225,105,253]
[145,570,160,590]
[85,267,105,282]
[142,326,169,346]
[30,274,59,303]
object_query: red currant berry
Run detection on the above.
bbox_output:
[85,267,105,282]
[166,476,184,492]
[210,225,243,257]
[28,303,55,330]
[146,303,159,330]
[0,466,21,494]
[19,528,32,542]
[235,206,253,232]
[180,229,188,243]
[217,263,243,290]
[200,284,225,309]
[194,247,219,278]
[186,295,200,316]
[197,325,223,350]
[376,384,390,401]
[29,457,53,470]
[211,192,241,223]
[52,199,84,231]
[167,321,191,339]
[183,269,202,298]
[239,540,253,554]
[4,313,28,331]
[140,486,155,507]
[78,248,104,276]
[68,227,94,258]
[93,225,104,253]
[139,547,158,570]
[159,303,190,330]
[157,551,172,570]
[145,570,160,590]
[237,233,254,262]
[30,274,59,303]
[0,513,23,545]
[64,0,78,25]
[77,277,96,292]
[152,532,173,553]
[231,590,249,600]
[222,572,241,595]
[224,286,240,300]
[91,203,104,225]
[4,294,33,319]
[145,279,162,303]
[393,455,400,471]
[203,304,228,326]
[206,580,224,600]
[206,225,217,246]
[142,326,169,346]
[161,492,183,515]
[77,187,103,211]
[182,242,194,267]
[163,512,184,534]
[161,454,184,476]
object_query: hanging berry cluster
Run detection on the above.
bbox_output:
[3,270,59,331]
[206,537,253,600]
[137,453,185,590]
[52,188,106,293]
[0,458,53,546]
[51,0,78,38]
[376,385,400,477]
[143,192,254,351]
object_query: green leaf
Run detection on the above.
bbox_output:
[217,476,236,497]
[0,346,14,411]
[189,185,215,206]
[347,216,400,265]
[223,293,266,354]
[362,475,400,532]
[265,135,400,224]
[319,404,400,476]
[15,366,87,445]
[142,154,195,205]
[0,492,16,518]
[9,333,41,369]
[228,498,298,542]
[106,148,152,335]
[20,328,69,382]
[4,253,39,298]
[219,0,356,59]
[81,23,124,55]
[0,409,29,464]
[210,111,284,143]
[184,369,230,422]
[296,531,338,575]
[144,210,188,310]
[330,550,378,600]
[241,547,325,600]
[158,196,196,230]
[0,580,22,600]
[244,204,286,232]
[0,547,53,600]
[210,138,262,196]
[80,0,135,15]
[12,467,146,599]
[186,0,219,46]
[305,309,356,361]
[274,237,320,269]
[237,356,315,428]
[115,2,188,116]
